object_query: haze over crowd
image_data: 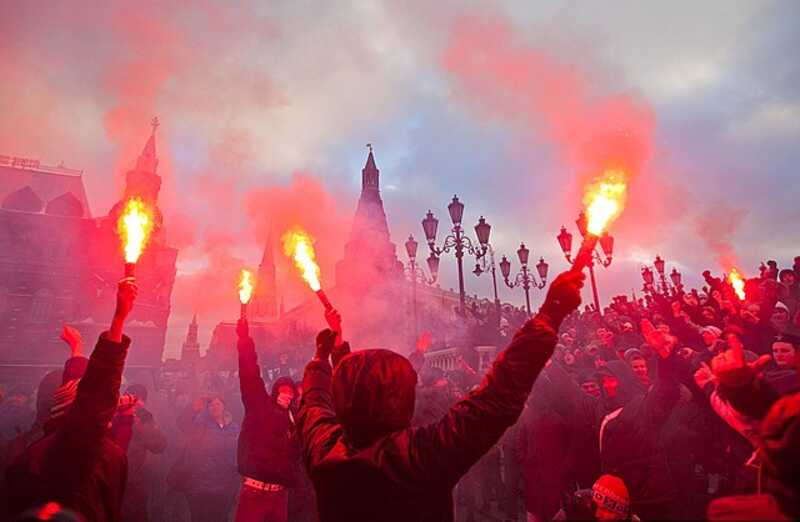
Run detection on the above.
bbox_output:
[1,1,798,357]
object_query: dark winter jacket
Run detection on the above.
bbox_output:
[183,410,239,495]
[298,314,559,522]
[600,353,685,520]
[7,334,131,522]
[236,334,302,487]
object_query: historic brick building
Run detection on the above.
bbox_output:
[0,120,177,368]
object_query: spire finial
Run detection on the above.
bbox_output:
[151,116,160,134]
[366,143,373,154]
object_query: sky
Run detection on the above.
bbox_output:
[1,1,798,358]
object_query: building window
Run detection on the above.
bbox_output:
[30,289,54,323]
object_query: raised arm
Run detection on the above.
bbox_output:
[236,318,270,415]
[60,324,89,382]
[298,328,344,470]
[408,270,584,487]
[61,278,137,448]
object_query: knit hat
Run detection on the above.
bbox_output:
[623,348,644,363]
[774,301,790,313]
[592,474,630,518]
[49,379,80,420]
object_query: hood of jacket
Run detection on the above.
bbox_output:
[332,349,417,449]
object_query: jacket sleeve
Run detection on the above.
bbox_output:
[642,353,681,428]
[297,358,344,471]
[62,355,89,383]
[238,335,270,416]
[60,333,130,450]
[717,373,780,421]
[407,314,559,488]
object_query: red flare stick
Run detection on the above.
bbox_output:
[124,262,136,278]
[240,302,248,320]
[315,289,333,312]
[571,234,598,273]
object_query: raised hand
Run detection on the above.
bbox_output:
[693,362,716,389]
[711,337,772,388]
[109,277,138,343]
[115,277,138,322]
[314,329,337,362]
[641,318,677,359]
[61,324,84,357]
[540,270,585,324]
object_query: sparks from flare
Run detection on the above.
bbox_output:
[728,268,746,301]
[238,269,255,304]
[117,198,154,263]
[583,170,628,236]
[282,229,321,291]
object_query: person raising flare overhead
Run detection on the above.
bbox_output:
[7,278,138,521]
[297,270,584,522]
[232,317,304,522]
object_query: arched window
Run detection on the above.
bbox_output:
[2,186,44,213]
[45,192,84,217]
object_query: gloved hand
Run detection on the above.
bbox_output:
[315,328,338,362]
[539,270,585,326]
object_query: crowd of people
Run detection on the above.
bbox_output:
[0,256,798,521]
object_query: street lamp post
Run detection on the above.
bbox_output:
[641,255,683,296]
[404,234,437,339]
[473,239,501,327]
[499,243,548,315]
[556,212,613,312]
[422,196,489,314]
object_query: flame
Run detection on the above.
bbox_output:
[583,170,628,236]
[728,268,746,301]
[117,198,154,263]
[238,269,254,304]
[282,229,321,291]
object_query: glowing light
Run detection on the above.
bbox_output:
[729,268,746,301]
[282,229,321,291]
[583,170,627,236]
[117,198,154,263]
[238,269,254,304]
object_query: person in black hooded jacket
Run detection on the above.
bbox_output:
[233,318,303,522]
[298,270,584,522]
[7,278,138,521]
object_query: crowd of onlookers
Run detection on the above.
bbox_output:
[0,256,798,521]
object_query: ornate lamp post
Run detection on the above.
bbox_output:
[641,256,683,296]
[670,267,683,293]
[422,195,488,314]
[556,212,613,311]
[472,218,501,327]
[404,234,437,338]
[499,243,548,315]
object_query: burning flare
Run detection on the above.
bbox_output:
[282,229,321,291]
[728,268,746,301]
[583,170,628,236]
[238,269,255,304]
[117,198,154,263]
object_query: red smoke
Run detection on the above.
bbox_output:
[694,202,747,271]
[441,15,655,220]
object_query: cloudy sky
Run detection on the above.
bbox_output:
[2,1,798,357]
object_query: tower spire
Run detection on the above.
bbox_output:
[362,143,379,194]
[135,116,160,174]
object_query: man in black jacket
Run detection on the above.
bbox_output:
[233,318,303,522]
[7,277,138,521]
[298,270,584,522]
